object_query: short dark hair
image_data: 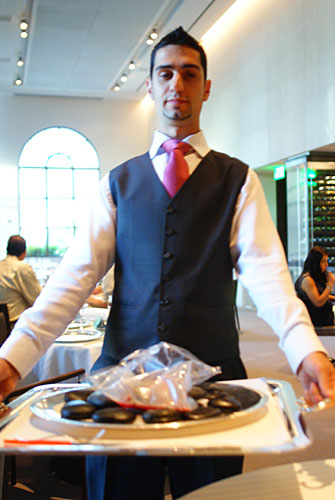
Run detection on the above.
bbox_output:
[150,26,207,80]
[7,235,26,257]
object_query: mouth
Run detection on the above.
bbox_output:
[166,97,188,106]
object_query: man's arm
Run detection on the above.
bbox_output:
[298,352,335,403]
[230,169,335,402]
[0,358,20,402]
[0,174,116,382]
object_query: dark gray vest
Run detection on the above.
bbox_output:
[102,150,248,364]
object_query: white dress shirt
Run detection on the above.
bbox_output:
[0,255,42,321]
[0,131,326,378]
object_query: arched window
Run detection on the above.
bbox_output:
[18,127,100,256]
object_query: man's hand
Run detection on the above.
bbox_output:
[297,351,335,405]
[0,358,20,402]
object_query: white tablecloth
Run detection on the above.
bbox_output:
[21,337,103,385]
[20,307,107,385]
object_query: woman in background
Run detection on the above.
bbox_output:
[295,246,335,326]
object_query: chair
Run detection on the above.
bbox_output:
[2,368,88,500]
[232,279,241,332]
[314,326,335,336]
[0,304,10,345]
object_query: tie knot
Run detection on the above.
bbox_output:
[162,139,191,156]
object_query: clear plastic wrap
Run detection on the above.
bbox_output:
[88,342,221,411]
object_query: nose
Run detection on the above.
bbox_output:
[170,72,184,92]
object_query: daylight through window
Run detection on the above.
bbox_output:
[18,127,100,256]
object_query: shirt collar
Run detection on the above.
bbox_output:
[149,130,210,160]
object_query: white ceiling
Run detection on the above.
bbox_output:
[0,0,235,101]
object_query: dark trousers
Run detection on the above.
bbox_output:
[86,352,247,500]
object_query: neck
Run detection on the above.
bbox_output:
[160,124,200,140]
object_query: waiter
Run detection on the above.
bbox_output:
[0,27,334,500]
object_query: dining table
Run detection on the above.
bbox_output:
[19,307,109,386]
[179,459,335,499]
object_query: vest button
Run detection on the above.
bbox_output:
[160,299,170,306]
[166,227,175,236]
[163,251,172,259]
[167,206,175,214]
[162,274,171,282]
[158,323,167,332]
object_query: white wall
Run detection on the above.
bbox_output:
[0,94,153,256]
[201,0,335,168]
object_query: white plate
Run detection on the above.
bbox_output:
[55,330,104,343]
[66,320,92,330]
[30,385,268,440]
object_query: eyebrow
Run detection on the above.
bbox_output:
[155,63,201,72]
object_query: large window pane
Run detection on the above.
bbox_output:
[74,170,100,198]
[21,226,47,256]
[47,169,73,198]
[19,169,46,198]
[48,199,74,227]
[47,153,73,169]
[19,126,99,256]
[48,228,75,256]
[20,199,47,227]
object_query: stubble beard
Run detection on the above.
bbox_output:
[163,109,191,122]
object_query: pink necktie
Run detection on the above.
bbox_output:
[162,139,191,197]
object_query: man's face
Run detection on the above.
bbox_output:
[146,45,211,137]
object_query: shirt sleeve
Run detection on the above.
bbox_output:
[230,169,327,374]
[0,174,116,378]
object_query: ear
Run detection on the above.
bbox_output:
[203,79,211,102]
[146,77,154,100]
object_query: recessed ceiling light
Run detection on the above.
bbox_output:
[120,74,128,83]
[128,61,135,71]
[113,83,120,92]
[16,57,24,67]
[20,30,28,39]
[146,37,154,45]
[19,20,28,30]
[150,29,158,40]
[14,77,23,86]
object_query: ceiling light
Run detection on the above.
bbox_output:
[19,20,28,30]
[128,61,135,71]
[20,30,28,39]
[120,74,128,83]
[16,57,24,67]
[150,29,158,40]
[113,83,120,92]
[14,77,23,86]
[146,37,154,46]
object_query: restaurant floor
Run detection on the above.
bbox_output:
[3,307,335,498]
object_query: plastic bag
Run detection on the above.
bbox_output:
[88,342,221,411]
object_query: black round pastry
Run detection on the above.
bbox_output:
[199,382,219,392]
[183,406,221,420]
[142,408,182,424]
[64,388,95,402]
[220,384,261,409]
[209,395,242,413]
[61,400,96,420]
[92,407,136,424]
[87,391,118,408]
[188,386,207,400]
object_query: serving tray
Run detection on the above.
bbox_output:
[30,383,268,439]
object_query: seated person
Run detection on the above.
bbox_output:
[295,246,335,326]
[86,265,114,308]
[0,235,42,329]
